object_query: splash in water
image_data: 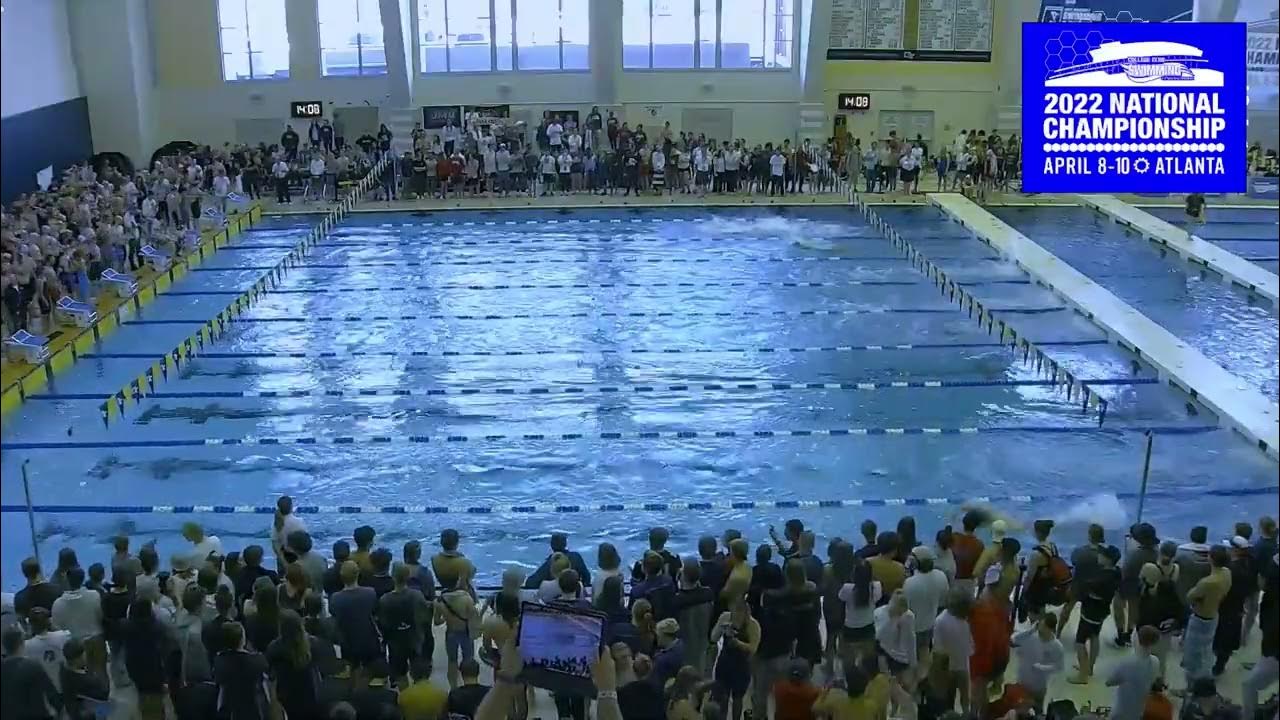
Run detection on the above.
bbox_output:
[688,216,859,251]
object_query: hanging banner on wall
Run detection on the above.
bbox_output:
[465,105,511,121]
[1021,22,1247,193]
[422,105,462,129]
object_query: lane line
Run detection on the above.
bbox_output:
[0,423,1222,450]
[190,254,1005,270]
[160,279,1036,296]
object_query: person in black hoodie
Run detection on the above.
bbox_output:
[60,636,110,720]
[235,546,278,611]
[672,559,715,675]
[213,622,271,720]
[632,527,682,582]
[1212,537,1256,675]
[527,533,593,590]
[1242,554,1278,720]
[747,544,783,617]
[281,125,300,161]
[124,597,173,719]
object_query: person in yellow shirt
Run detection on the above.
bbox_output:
[812,657,891,720]
[722,538,753,604]
[399,657,449,720]
[869,532,907,599]
[1181,545,1232,681]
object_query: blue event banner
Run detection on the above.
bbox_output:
[1022,22,1246,193]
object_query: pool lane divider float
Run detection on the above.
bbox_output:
[165,279,1038,296]
[0,205,265,418]
[927,194,1279,459]
[122,306,1070,326]
[1077,195,1279,306]
[191,255,1012,270]
[849,194,1113,426]
[94,156,392,428]
[79,339,1114,361]
[3,484,1273,516]
[0,423,1228,452]
[31,376,1158,401]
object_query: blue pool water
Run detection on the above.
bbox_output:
[2,206,1276,586]
[992,206,1280,402]
[1142,205,1280,276]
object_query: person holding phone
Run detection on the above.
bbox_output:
[712,596,760,720]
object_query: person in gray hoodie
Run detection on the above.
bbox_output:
[51,567,105,677]
[1175,526,1213,613]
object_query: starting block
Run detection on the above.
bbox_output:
[55,296,98,328]
[100,268,139,298]
[3,330,50,364]
[140,244,171,271]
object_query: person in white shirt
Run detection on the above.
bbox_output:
[838,563,882,665]
[272,157,292,204]
[1011,612,1066,712]
[181,521,222,567]
[875,589,919,720]
[441,120,461,154]
[306,154,327,202]
[567,130,582,155]
[693,145,711,195]
[899,150,920,195]
[769,147,786,196]
[540,152,557,196]
[270,495,307,572]
[212,170,231,216]
[932,590,974,715]
[23,607,71,692]
[547,118,564,151]
[712,148,726,193]
[495,144,512,196]
[903,546,949,664]
[650,147,667,195]
[556,150,573,194]
[481,146,497,194]
[50,566,106,676]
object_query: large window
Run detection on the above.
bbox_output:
[624,0,793,70]
[318,0,387,76]
[419,0,588,73]
[217,0,290,81]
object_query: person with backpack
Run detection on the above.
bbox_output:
[1135,561,1181,681]
[1068,545,1121,684]
[1022,520,1072,624]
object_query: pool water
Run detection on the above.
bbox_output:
[2,206,1275,586]
[1142,205,1279,276]
[992,206,1280,402]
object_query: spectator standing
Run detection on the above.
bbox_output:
[874,590,918,720]
[1182,546,1233,682]
[1212,536,1255,675]
[773,659,820,720]
[23,607,71,692]
[1116,523,1161,647]
[213,621,271,720]
[14,556,60,620]
[673,559,715,675]
[1241,551,1278,719]
[330,561,382,686]
[1011,612,1065,711]
[1106,625,1161,720]
[51,566,105,676]
[381,562,432,686]
[1069,544,1121,684]
[838,559,882,665]
[436,573,480,689]
[967,584,1011,719]
[59,636,110,720]
[1,626,60,720]
[903,546,949,668]
[446,657,490,720]
[265,610,324,719]
[271,156,291,204]
[931,590,974,715]
[712,596,760,720]
[812,658,890,720]
[1136,561,1182,680]
[123,598,172,720]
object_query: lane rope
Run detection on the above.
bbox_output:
[29,377,1159,402]
[162,279,1036,296]
[81,339,1112,361]
[122,306,1070,325]
[2,485,1272,516]
[190,254,1006,270]
[0,424,1224,451]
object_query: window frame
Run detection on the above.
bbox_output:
[318,0,389,77]
[216,0,291,82]
[622,0,798,72]
[417,0,590,74]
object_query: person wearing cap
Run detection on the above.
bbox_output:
[1068,544,1121,684]
[59,634,110,720]
[180,522,222,569]
[1059,523,1106,637]
[951,511,986,597]
[903,545,949,669]
[1211,536,1255,676]
[1182,545,1232,682]
[652,617,684,686]
[1115,522,1161,648]
[773,658,820,720]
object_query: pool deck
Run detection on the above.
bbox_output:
[928,192,1280,459]
[0,205,264,416]
[1077,194,1280,306]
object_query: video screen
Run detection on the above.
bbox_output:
[518,604,603,679]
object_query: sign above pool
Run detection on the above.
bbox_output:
[1021,22,1247,193]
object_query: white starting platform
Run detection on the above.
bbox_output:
[3,329,50,364]
[139,244,171,271]
[1077,194,1279,307]
[100,268,139,298]
[928,192,1280,459]
[55,296,98,328]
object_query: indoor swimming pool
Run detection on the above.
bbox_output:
[1142,205,1280,276]
[2,206,1276,585]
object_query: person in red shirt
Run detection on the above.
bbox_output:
[986,682,1033,720]
[952,510,987,597]
[773,658,821,720]
[969,584,1012,719]
[435,154,452,199]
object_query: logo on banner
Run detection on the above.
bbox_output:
[1022,22,1246,193]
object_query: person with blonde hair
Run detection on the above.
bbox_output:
[1135,562,1181,679]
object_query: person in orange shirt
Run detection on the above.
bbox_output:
[1142,680,1174,720]
[969,584,1012,719]
[773,658,821,720]
[952,511,987,597]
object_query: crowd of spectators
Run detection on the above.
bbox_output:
[1,498,1276,720]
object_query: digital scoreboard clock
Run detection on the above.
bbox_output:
[290,101,324,119]
[837,93,871,111]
